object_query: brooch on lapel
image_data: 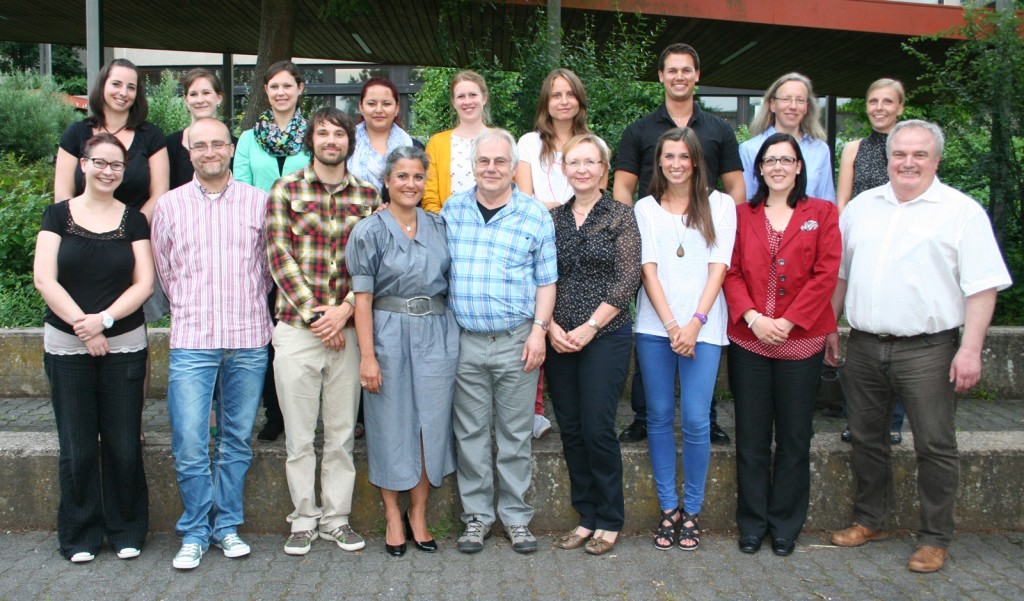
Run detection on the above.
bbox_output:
[800,220,818,231]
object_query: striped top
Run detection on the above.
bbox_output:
[441,185,558,333]
[151,176,274,349]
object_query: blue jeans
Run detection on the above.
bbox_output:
[167,347,267,546]
[636,334,721,514]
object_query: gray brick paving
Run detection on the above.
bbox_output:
[1,530,1022,600]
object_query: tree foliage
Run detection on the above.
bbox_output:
[0,72,78,162]
[0,42,87,94]
[905,6,1024,324]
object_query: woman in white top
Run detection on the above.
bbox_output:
[634,127,736,552]
[515,68,607,209]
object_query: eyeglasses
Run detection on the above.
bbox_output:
[475,156,510,168]
[773,96,808,106]
[761,156,798,167]
[189,140,231,153]
[83,157,126,171]
[566,159,602,169]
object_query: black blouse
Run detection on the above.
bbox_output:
[550,191,642,337]
[59,120,166,210]
[39,201,151,337]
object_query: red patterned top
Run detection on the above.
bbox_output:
[731,215,826,360]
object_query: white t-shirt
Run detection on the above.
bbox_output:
[840,177,1012,335]
[516,131,572,205]
[634,191,737,344]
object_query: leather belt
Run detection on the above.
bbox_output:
[850,327,958,343]
[372,295,447,316]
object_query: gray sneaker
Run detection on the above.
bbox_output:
[505,524,537,554]
[457,520,492,554]
[172,543,204,569]
[284,529,318,556]
[320,524,365,551]
[213,533,250,558]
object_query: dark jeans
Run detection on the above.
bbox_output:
[545,331,630,531]
[45,349,149,558]
[264,287,282,424]
[631,349,719,424]
[729,345,822,541]
[843,328,960,549]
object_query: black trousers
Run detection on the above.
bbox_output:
[729,344,822,541]
[545,332,631,531]
[45,349,149,558]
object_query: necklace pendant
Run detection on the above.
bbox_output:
[405,225,412,232]
[676,244,685,258]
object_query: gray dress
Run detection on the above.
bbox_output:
[346,208,459,489]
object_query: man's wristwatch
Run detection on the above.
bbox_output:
[533,319,549,331]
[100,311,115,330]
[587,318,600,330]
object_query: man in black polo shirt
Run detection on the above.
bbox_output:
[614,42,744,445]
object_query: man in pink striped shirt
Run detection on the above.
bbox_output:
[152,118,274,570]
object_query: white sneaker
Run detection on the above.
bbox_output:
[213,533,250,558]
[533,414,552,439]
[172,543,204,570]
[116,547,141,559]
[70,552,94,563]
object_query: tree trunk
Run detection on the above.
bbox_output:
[241,0,298,130]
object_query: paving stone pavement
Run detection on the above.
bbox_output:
[0,529,1022,600]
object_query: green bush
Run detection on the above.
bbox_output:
[0,154,53,275]
[0,271,44,328]
[146,71,190,136]
[0,71,78,161]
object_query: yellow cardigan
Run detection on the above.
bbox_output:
[422,129,453,213]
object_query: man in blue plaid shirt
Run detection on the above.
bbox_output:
[441,129,557,555]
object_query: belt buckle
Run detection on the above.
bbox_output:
[406,296,432,316]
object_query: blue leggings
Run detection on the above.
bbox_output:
[635,334,721,514]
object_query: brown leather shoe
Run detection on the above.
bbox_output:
[908,545,947,573]
[831,524,889,547]
[553,529,590,550]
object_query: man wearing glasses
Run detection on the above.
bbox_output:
[152,118,273,570]
[441,129,557,555]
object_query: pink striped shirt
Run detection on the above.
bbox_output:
[152,176,274,349]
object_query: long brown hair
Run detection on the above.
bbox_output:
[533,68,591,167]
[87,59,148,130]
[649,127,716,247]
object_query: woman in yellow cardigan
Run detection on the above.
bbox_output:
[422,70,491,213]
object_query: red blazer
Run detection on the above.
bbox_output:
[723,197,841,344]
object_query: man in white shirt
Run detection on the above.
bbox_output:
[825,120,1012,573]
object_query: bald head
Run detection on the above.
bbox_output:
[188,118,234,185]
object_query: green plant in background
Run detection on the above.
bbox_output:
[0,72,78,162]
[145,72,190,136]
[0,154,52,328]
[0,272,45,328]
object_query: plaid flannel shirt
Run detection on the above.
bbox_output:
[266,164,381,327]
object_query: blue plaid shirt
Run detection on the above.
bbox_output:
[442,185,558,333]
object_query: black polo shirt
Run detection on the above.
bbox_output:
[615,102,742,199]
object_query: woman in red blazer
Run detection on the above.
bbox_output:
[722,132,841,557]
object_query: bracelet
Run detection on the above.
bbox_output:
[663,319,678,331]
[747,312,762,329]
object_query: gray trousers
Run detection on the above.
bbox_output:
[843,328,960,549]
[453,321,539,527]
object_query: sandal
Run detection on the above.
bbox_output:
[678,511,701,551]
[653,509,679,550]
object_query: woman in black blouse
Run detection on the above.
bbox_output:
[166,68,237,189]
[545,134,642,556]
[54,59,169,222]
[35,133,155,563]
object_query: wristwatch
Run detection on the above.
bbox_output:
[533,319,549,331]
[587,318,600,330]
[100,311,115,330]
[692,312,708,325]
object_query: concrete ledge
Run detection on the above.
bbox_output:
[3,327,1022,398]
[2,431,1021,534]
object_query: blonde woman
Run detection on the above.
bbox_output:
[422,70,490,212]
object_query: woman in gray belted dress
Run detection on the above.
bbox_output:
[348,146,458,557]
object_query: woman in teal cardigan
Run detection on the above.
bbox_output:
[234,61,311,191]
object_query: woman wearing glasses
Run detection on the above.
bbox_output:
[635,128,735,552]
[35,133,155,563]
[54,59,169,221]
[546,134,640,556]
[723,132,841,556]
[739,73,835,203]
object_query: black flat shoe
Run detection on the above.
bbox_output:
[891,431,903,444]
[404,511,438,552]
[619,420,647,442]
[710,422,731,445]
[257,419,284,441]
[385,542,406,557]
[841,426,852,443]
[772,538,795,556]
[738,535,762,554]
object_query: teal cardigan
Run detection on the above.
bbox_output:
[234,129,312,193]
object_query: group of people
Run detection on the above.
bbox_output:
[35,41,1010,576]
